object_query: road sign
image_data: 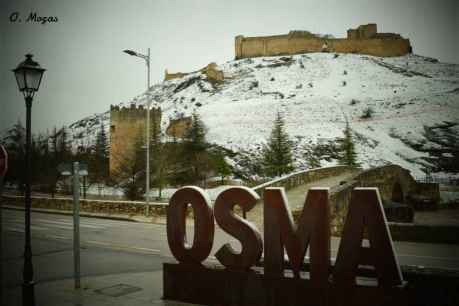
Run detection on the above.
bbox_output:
[0,145,8,177]
[58,162,88,176]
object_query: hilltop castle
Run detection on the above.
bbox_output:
[109,24,412,177]
[235,23,412,59]
[164,24,411,82]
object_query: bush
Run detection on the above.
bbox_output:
[349,99,359,105]
[361,107,374,119]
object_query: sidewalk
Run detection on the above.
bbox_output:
[6,270,197,306]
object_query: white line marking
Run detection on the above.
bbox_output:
[397,254,459,261]
[5,227,24,233]
[83,240,160,254]
[34,219,106,229]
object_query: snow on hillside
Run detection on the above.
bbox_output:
[68,53,459,178]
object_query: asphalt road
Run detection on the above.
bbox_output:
[2,208,459,290]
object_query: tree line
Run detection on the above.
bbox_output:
[112,112,232,200]
[1,112,359,200]
[1,120,109,197]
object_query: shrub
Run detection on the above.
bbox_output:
[361,107,374,119]
[349,99,359,105]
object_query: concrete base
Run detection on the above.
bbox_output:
[163,263,409,306]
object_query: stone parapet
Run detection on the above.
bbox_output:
[235,23,411,59]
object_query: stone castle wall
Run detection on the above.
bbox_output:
[164,62,224,83]
[235,24,411,59]
[109,104,161,176]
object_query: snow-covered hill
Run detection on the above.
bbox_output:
[67,53,459,178]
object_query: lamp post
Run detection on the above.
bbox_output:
[123,48,151,214]
[12,54,45,306]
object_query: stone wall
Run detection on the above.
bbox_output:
[164,70,188,81]
[164,62,224,83]
[235,24,411,59]
[165,117,192,138]
[3,195,167,217]
[109,104,161,176]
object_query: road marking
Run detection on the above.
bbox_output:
[34,219,106,229]
[397,253,459,261]
[83,240,160,254]
[5,225,48,232]
[5,227,24,233]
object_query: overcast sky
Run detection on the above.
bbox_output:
[1,0,458,134]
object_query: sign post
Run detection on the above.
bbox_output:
[59,161,88,290]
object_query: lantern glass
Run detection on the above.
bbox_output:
[25,68,44,91]
[14,69,26,91]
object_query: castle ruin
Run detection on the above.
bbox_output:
[164,62,224,83]
[235,23,411,59]
[109,104,161,176]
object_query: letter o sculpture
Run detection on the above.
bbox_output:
[167,186,214,264]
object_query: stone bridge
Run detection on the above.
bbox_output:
[252,164,440,233]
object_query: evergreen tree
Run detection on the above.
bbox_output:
[262,112,294,177]
[181,112,209,184]
[3,120,26,190]
[93,123,109,183]
[58,126,71,163]
[304,149,321,169]
[338,121,359,167]
[149,111,167,199]
[213,151,232,184]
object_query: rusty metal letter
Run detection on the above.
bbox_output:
[333,187,403,288]
[214,186,263,270]
[167,186,214,264]
[264,187,330,287]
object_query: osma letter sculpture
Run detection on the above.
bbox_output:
[166,186,405,305]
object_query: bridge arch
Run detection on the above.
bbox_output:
[391,181,404,203]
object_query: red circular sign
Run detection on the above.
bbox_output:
[0,145,8,177]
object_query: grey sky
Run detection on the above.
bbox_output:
[1,0,458,134]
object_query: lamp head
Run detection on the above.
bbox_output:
[12,54,46,99]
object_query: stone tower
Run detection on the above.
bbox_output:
[109,104,161,177]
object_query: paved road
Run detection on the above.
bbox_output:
[3,209,459,275]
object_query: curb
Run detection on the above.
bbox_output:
[2,205,141,223]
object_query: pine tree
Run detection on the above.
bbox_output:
[338,121,359,167]
[4,120,26,190]
[213,151,231,184]
[58,126,71,163]
[183,112,207,154]
[262,112,294,177]
[182,112,209,184]
[149,111,167,199]
[93,123,109,183]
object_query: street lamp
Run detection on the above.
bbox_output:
[123,48,151,213]
[12,53,45,306]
